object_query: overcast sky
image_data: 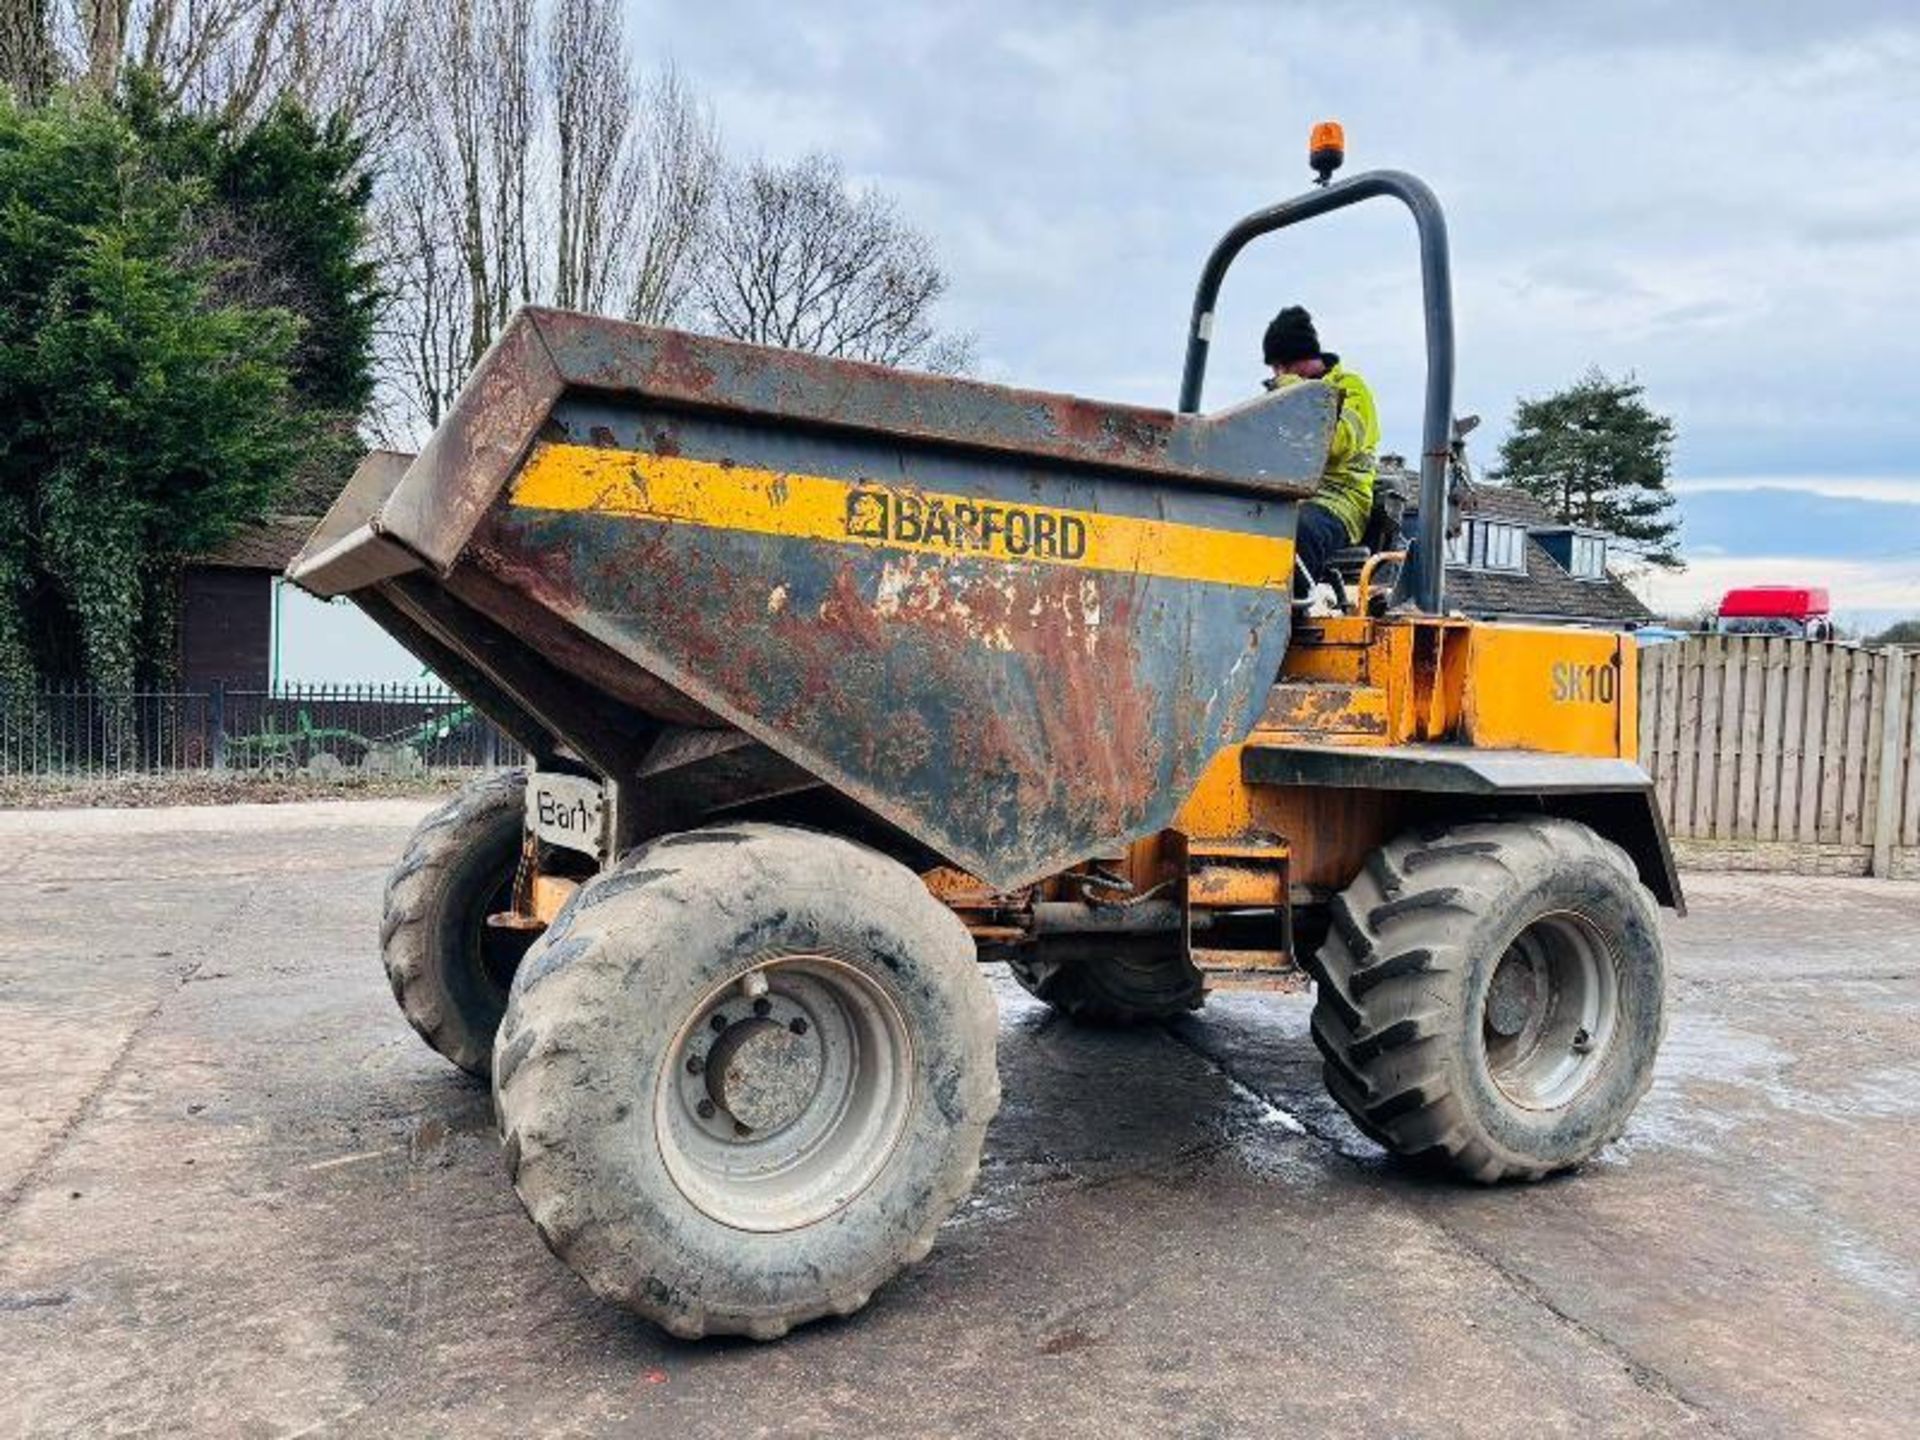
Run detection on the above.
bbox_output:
[622,0,1920,628]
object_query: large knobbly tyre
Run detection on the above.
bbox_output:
[381,770,531,1077]
[1305,816,1665,1183]
[493,822,1000,1341]
[1006,939,1205,1025]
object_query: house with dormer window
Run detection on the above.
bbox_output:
[1395,463,1653,628]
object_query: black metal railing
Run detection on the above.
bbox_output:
[0,682,524,778]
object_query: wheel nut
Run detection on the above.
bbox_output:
[696,1099,716,1119]
[753,997,772,1017]
[733,1121,752,1137]
[789,1017,808,1036]
[710,1013,728,1033]
[685,1053,704,1074]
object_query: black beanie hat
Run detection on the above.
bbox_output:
[1263,305,1322,366]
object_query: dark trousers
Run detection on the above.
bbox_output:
[1294,501,1352,593]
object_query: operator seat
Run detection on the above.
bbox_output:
[1325,458,1413,597]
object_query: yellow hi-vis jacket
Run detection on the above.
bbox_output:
[1273,360,1379,543]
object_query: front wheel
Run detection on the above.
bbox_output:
[1305,816,1666,1182]
[381,770,532,1076]
[493,823,1000,1340]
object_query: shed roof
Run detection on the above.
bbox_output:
[192,514,320,571]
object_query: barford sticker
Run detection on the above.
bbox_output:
[845,487,1087,561]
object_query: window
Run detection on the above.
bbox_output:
[1478,521,1526,573]
[1570,533,1607,579]
[1443,520,1525,573]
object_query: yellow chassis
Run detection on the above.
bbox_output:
[935,613,1675,988]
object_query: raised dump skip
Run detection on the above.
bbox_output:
[290,308,1335,888]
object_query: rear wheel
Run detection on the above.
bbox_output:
[493,822,1000,1340]
[1304,816,1665,1182]
[381,770,532,1076]
[1006,938,1205,1026]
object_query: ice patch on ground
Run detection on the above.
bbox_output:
[1606,1011,1788,1161]
[1216,1071,1307,1134]
[1763,1183,1920,1312]
[1609,1008,1920,1167]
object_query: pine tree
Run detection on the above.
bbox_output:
[1494,369,1682,571]
[0,86,374,694]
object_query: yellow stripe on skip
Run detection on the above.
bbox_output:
[509,442,1295,590]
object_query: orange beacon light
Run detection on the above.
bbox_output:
[1310,120,1345,185]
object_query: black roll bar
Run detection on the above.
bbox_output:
[1176,169,1455,614]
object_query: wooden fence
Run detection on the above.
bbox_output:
[1638,637,1916,879]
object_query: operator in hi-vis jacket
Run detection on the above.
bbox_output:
[1261,305,1380,592]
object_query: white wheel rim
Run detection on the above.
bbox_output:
[1481,910,1621,1111]
[655,955,915,1233]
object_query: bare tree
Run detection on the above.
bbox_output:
[41,3,353,116]
[43,2,403,121]
[373,0,721,438]
[43,1,965,439]
[387,0,540,373]
[484,0,539,330]
[17,0,964,448]
[375,0,571,433]
[76,0,121,93]
[696,152,971,372]
[546,10,718,321]
[621,65,719,325]
[373,157,472,433]
[0,0,57,102]
[548,0,628,313]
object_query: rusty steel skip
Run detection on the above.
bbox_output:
[292,315,1338,887]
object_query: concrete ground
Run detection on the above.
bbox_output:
[1,803,1916,1439]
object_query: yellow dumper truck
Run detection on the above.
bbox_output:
[290,135,1677,1339]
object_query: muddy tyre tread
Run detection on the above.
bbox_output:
[1302,816,1666,1184]
[1006,943,1205,1026]
[381,769,527,1076]
[494,822,1000,1341]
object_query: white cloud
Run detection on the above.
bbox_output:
[1673,475,1920,506]
[625,0,1920,535]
